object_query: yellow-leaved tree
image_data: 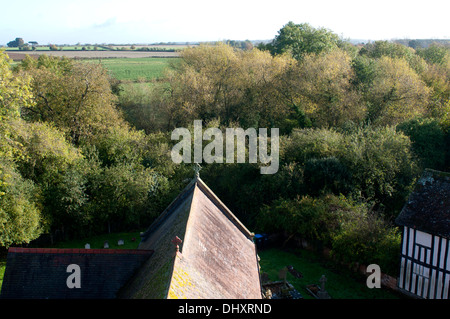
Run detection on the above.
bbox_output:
[367,56,431,125]
[0,51,42,247]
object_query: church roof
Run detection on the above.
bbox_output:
[396,169,450,238]
[119,176,262,299]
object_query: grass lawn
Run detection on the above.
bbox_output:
[258,248,403,299]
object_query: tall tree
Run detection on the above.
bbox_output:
[417,44,450,67]
[0,52,43,247]
[281,49,365,128]
[17,55,123,145]
[366,56,431,125]
[163,43,297,130]
[269,21,341,61]
[7,37,25,48]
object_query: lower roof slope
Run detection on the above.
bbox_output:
[0,248,153,299]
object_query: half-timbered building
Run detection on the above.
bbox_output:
[396,169,450,299]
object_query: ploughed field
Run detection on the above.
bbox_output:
[5,50,180,61]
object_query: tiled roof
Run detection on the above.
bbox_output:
[120,177,262,299]
[396,169,450,238]
[168,178,261,298]
[0,248,153,299]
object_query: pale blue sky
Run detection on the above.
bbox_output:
[1,0,449,45]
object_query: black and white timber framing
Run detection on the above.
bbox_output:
[398,226,450,299]
[396,169,450,299]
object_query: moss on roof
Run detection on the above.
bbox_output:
[118,183,194,299]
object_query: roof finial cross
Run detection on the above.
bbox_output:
[194,163,201,178]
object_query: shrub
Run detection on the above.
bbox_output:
[281,128,345,165]
[331,211,401,276]
[340,126,418,214]
[257,194,362,246]
[257,191,402,275]
[397,118,446,170]
[303,156,351,196]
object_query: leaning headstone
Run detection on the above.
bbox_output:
[118,239,124,246]
[103,241,109,249]
[85,243,90,249]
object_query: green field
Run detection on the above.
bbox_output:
[93,57,178,82]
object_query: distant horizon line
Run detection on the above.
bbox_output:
[2,37,450,47]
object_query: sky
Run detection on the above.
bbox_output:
[1,0,449,45]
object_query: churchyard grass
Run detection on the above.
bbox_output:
[48,231,144,250]
[258,248,402,299]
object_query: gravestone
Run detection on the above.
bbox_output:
[85,243,90,249]
[103,241,109,249]
[317,275,331,299]
[118,239,124,246]
[278,267,288,286]
[279,267,287,280]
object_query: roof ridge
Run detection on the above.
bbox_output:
[140,178,196,242]
[194,177,254,239]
